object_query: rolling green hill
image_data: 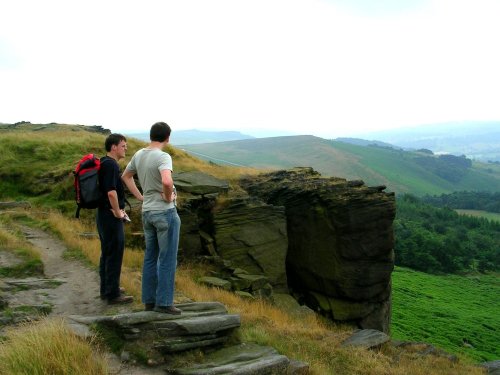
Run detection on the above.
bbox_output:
[181,135,500,195]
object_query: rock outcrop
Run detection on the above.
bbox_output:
[240,168,396,333]
[210,198,288,292]
[178,196,288,294]
[173,167,396,332]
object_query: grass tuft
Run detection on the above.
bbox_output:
[0,318,108,375]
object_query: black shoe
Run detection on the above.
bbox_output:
[145,303,155,311]
[100,287,126,300]
[108,295,134,305]
[154,306,182,315]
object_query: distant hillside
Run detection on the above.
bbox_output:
[0,121,110,134]
[180,135,500,196]
[358,121,500,162]
[128,129,254,145]
[335,137,399,149]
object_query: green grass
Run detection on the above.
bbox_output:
[392,266,500,361]
[181,136,500,196]
[0,258,43,278]
[455,209,500,223]
[331,141,452,195]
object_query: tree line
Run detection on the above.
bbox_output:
[394,194,500,274]
[414,154,472,183]
[421,191,500,213]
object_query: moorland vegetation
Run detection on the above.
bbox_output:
[0,123,496,373]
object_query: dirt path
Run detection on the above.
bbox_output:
[21,226,107,316]
[14,226,165,375]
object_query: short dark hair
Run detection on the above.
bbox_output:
[105,133,126,152]
[150,122,171,142]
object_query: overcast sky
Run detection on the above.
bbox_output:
[1,0,499,138]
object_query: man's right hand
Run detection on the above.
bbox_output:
[160,191,176,203]
[111,209,125,219]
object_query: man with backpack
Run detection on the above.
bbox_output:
[122,122,181,314]
[97,133,134,304]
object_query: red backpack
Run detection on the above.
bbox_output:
[73,154,102,218]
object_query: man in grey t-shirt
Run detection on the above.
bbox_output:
[122,122,182,314]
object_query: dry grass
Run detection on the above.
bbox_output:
[0,220,41,262]
[6,209,485,375]
[0,318,108,375]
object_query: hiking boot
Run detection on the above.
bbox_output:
[108,295,134,304]
[153,305,182,315]
[144,303,155,311]
[100,287,126,300]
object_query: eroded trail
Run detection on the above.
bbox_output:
[21,226,107,316]
[15,226,166,375]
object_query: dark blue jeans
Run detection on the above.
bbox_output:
[96,208,125,300]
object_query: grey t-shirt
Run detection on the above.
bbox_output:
[125,148,175,212]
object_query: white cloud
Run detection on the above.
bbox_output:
[1,0,499,137]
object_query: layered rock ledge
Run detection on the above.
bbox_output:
[240,168,396,332]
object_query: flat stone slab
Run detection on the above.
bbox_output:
[0,251,24,268]
[1,278,64,290]
[0,201,31,209]
[341,329,390,349]
[174,171,229,195]
[68,301,228,325]
[173,343,290,375]
[199,276,232,290]
[68,302,241,354]
[481,360,500,375]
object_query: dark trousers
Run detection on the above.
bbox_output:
[96,208,125,300]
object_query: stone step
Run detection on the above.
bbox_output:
[68,302,240,354]
[68,302,309,373]
[173,343,296,375]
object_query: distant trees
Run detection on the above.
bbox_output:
[395,194,500,274]
[413,154,472,183]
[422,191,500,213]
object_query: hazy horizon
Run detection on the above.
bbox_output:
[2,1,500,138]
